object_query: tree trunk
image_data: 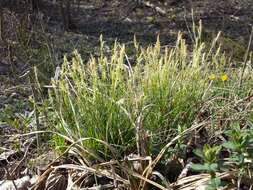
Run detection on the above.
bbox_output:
[31,0,42,12]
[0,2,4,41]
[61,0,71,31]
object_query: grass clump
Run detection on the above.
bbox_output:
[26,25,253,189]
[42,27,251,161]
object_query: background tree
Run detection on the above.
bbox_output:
[60,0,72,30]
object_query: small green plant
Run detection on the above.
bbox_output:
[190,123,253,189]
[191,144,222,189]
[222,123,253,186]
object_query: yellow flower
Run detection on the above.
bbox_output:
[221,74,228,82]
[209,74,216,80]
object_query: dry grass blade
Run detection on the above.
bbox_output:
[82,184,124,190]
[13,131,120,164]
[152,171,170,188]
[124,167,169,190]
[31,167,54,190]
[54,164,130,185]
[173,171,236,190]
[44,168,68,190]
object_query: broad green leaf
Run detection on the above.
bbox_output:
[208,163,218,171]
[207,177,221,190]
[194,149,204,158]
[222,141,238,150]
[191,163,209,172]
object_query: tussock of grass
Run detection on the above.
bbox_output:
[42,27,253,161]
